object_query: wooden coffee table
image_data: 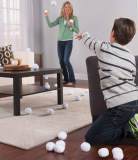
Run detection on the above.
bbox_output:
[0,68,63,116]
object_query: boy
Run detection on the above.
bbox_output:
[75,18,138,145]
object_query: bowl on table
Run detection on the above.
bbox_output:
[10,58,22,65]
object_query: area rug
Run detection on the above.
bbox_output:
[0,87,92,150]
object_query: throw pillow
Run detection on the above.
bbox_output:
[0,45,14,66]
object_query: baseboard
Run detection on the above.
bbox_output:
[43,73,88,80]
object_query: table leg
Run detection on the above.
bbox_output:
[40,75,43,86]
[20,78,22,99]
[57,73,63,104]
[13,77,20,116]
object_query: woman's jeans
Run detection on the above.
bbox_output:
[57,40,76,84]
[85,100,138,145]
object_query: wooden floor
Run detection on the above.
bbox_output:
[0,78,138,160]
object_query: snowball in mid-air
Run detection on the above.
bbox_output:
[54,84,57,88]
[46,142,55,151]
[58,132,67,140]
[98,148,109,157]
[62,103,68,109]
[76,96,81,101]
[45,76,48,79]
[80,142,91,152]
[68,91,73,95]
[25,108,32,115]
[45,84,50,89]
[12,60,18,65]
[47,109,54,115]
[81,92,86,96]
[51,0,57,6]
[54,144,65,153]
[32,63,39,70]
[56,140,65,147]
[85,89,89,93]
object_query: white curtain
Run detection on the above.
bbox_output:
[0,0,34,52]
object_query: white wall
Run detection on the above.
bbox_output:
[34,0,138,79]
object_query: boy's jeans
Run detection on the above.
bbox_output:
[85,100,138,145]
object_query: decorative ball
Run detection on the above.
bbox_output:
[25,108,32,115]
[81,92,86,96]
[12,60,18,66]
[113,152,124,160]
[56,140,65,147]
[46,142,55,151]
[80,142,91,152]
[32,63,39,70]
[68,91,73,95]
[62,103,68,109]
[51,0,57,6]
[69,19,73,23]
[112,147,123,154]
[44,9,48,13]
[45,84,50,89]
[98,148,109,157]
[45,76,48,79]
[76,96,81,101]
[47,109,54,115]
[58,132,67,140]
[85,89,89,93]
[54,84,57,88]
[54,144,65,153]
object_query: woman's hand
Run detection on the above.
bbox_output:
[68,22,73,27]
[44,9,49,16]
[75,31,86,41]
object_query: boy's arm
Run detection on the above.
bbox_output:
[71,16,79,34]
[46,16,59,28]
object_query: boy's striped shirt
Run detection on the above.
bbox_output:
[82,32,138,108]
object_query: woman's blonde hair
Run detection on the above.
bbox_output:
[60,1,74,20]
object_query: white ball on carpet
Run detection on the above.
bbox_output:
[45,76,48,79]
[62,103,68,109]
[58,132,67,140]
[112,147,123,154]
[54,84,57,88]
[47,108,54,115]
[54,144,65,153]
[80,142,91,152]
[113,152,124,160]
[12,60,18,66]
[46,142,55,151]
[69,19,73,23]
[76,96,81,101]
[68,91,73,95]
[32,63,39,70]
[45,84,50,89]
[85,89,89,93]
[25,108,32,115]
[81,92,86,96]
[56,140,65,147]
[98,148,109,157]
[44,9,48,13]
[51,0,57,6]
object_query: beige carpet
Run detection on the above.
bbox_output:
[0,87,92,150]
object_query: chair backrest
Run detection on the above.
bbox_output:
[86,55,138,122]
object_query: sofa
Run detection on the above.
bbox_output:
[0,51,35,86]
[86,56,138,123]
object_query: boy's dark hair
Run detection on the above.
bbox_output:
[112,18,136,45]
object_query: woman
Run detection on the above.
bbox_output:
[44,1,79,87]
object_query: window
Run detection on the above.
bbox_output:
[2,0,20,51]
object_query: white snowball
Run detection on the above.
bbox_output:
[51,0,57,6]
[47,109,54,115]
[12,60,18,66]
[58,132,67,140]
[76,96,81,101]
[68,91,73,95]
[81,92,86,96]
[56,140,65,147]
[113,152,124,160]
[45,82,49,85]
[45,84,50,89]
[54,84,57,88]
[45,76,48,79]
[112,147,123,154]
[54,144,65,153]
[44,9,48,13]
[98,148,109,157]
[32,63,39,70]
[69,19,73,23]
[25,108,32,115]
[62,103,68,109]
[26,48,31,51]
[85,89,89,93]
[46,142,55,151]
[80,142,91,152]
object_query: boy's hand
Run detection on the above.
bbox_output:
[44,9,49,16]
[75,31,86,41]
